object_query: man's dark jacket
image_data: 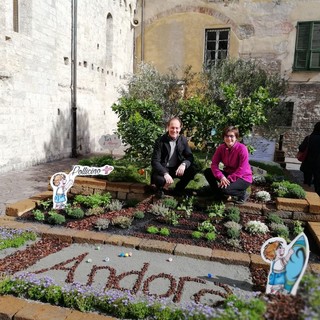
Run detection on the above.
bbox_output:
[151,133,194,176]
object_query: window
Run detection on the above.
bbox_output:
[106,13,114,68]
[13,0,19,32]
[204,28,230,68]
[294,21,320,70]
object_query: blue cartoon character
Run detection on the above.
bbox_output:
[261,233,309,295]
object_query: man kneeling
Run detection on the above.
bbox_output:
[151,117,197,198]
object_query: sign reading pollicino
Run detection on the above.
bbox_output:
[50,165,114,209]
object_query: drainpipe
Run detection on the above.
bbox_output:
[141,0,145,61]
[71,0,78,158]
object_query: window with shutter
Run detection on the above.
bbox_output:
[294,21,320,70]
[13,0,19,32]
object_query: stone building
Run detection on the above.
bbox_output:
[0,0,137,173]
[133,0,320,156]
[1,0,319,174]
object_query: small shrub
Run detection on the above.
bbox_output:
[225,238,242,249]
[39,199,52,210]
[245,220,269,235]
[255,191,271,202]
[150,203,170,216]
[198,220,216,233]
[78,155,115,167]
[249,161,284,176]
[164,210,181,226]
[161,198,178,209]
[206,202,225,218]
[133,210,145,219]
[270,223,290,239]
[94,218,110,231]
[191,231,203,239]
[85,207,105,216]
[288,184,307,199]
[224,207,240,223]
[107,164,149,183]
[32,209,45,221]
[205,232,216,241]
[125,199,140,207]
[111,216,133,229]
[177,196,195,218]
[224,221,242,239]
[159,227,170,236]
[252,175,266,185]
[73,193,112,208]
[266,213,284,225]
[146,226,159,234]
[272,181,306,199]
[107,199,124,211]
[65,207,85,219]
[47,211,66,225]
[265,174,285,183]
[293,220,304,236]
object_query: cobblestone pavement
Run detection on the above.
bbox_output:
[0,156,92,216]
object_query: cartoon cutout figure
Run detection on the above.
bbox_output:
[50,165,114,209]
[261,233,309,295]
[50,172,77,209]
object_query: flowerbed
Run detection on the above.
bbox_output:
[8,169,318,319]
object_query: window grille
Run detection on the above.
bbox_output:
[204,28,230,68]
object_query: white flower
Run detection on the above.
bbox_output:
[245,220,269,234]
[255,191,271,202]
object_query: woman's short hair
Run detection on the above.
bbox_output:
[222,126,239,139]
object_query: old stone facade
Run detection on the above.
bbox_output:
[133,0,320,156]
[0,0,137,173]
[1,0,319,174]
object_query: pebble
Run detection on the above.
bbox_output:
[95,246,101,250]
[167,257,173,262]
[104,257,110,262]
[86,258,92,263]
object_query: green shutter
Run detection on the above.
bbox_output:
[294,22,320,70]
[294,23,310,69]
[310,22,320,68]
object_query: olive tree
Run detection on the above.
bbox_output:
[112,63,194,166]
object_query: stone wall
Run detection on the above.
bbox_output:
[0,0,136,173]
[133,0,320,156]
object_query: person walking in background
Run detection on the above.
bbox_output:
[298,121,320,195]
[151,117,197,198]
[204,125,252,204]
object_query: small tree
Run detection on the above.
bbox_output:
[180,84,279,149]
[111,98,163,165]
[201,58,289,139]
[112,63,195,166]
